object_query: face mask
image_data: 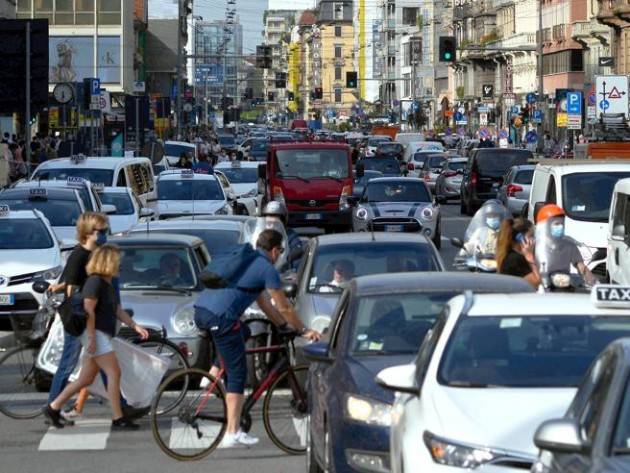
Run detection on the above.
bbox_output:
[96,230,108,246]
[486,217,501,230]
[550,224,564,238]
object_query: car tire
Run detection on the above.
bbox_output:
[432,221,442,250]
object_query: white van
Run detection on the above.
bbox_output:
[31,156,156,204]
[528,160,630,276]
[395,132,425,148]
[403,140,445,164]
[164,141,198,166]
[607,178,630,284]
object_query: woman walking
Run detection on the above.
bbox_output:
[44,244,149,430]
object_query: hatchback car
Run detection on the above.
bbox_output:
[305,273,533,473]
[435,157,467,203]
[97,186,154,235]
[497,164,535,216]
[353,170,383,199]
[420,153,449,192]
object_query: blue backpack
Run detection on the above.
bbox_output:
[200,243,262,290]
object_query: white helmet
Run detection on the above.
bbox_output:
[263,200,288,222]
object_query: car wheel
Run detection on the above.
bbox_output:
[432,221,442,250]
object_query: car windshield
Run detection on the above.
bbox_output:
[448,161,466,171]
[360,158,401,175]
[0,199,81,226]
[138,229,240,256]
[218,167,258,184]
[275,149,349,179]
[562,172,630,223]
[438,315,630,387]
[153,165,167,175]
[164,144,195,158]
[251,141,268,152]
[118,247,197,290]
[368,138,391,146]
[308,243,441,293]
[352,292,454,355]
[99,192,134,215]
[157,180,223,201]
[33,168,114,186]
[474,150,532,176]
[413,153,429,164]
[366,181,430,202]
[0,218,54,249]
[219,136,235,146]
[514,169,534,185]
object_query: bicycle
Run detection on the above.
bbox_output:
[150,328,309,461]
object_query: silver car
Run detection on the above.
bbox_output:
[353,177,441,248]
[497,164,535,216]
[435,157,467,202]
[420,153,449,191]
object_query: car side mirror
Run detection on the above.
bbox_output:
[534,419,588,454]
[140,208,155,218]
[303,342,333,363]
[32,280,51,294]
[283,282,298,299]
[450,237,464,249]
[375,364,419,395]
[101,204,117,215]
[60,238,76,251]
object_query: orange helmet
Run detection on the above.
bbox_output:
[536,204,565,223]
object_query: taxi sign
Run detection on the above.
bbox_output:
[67,176,85,187]
[92,182,105,192]
[181,169,195,179]
[29,188,48,198]
[70,154,86,164]
[0,204,9,216]
[592,285,630,309]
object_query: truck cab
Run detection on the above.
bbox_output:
[264,143,353,231]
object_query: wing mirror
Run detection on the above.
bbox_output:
[101,204,117,215]
[375,364,419,395]
[450,237,464,249]
[534,418,588,454]
[32,280,51,294]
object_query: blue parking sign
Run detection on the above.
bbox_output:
[567,91,582,115]
[91,78,100,97]
[533,110,542,123]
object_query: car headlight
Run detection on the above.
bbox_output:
[356,208,369,220]
[420,207,434,221]
[311,315,331,334]
[424,431,534,469]
[478,258,497,271]
[345,394,392,426]
[215,205,229,215]
[172,306,199,336]
[34,265,63,281]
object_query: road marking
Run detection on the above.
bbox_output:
[38,418,111,451]
[169,418,222,450]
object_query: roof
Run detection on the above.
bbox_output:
[34,157,151,170]
[315,231,433,246]
[109,233,204,247]
[537,159,630,170]
[0,187,79,200]
[298,10,316,25]
[353,272,534,297]
[99,186,129,194]
[464,293,630,317]
[164,141,195,148]
[0,209,42,219]
[447,157,468,162]
[131,219,244,233]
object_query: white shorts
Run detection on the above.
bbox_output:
[80,330,114,357]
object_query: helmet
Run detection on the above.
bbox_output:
[537,204,565,223]
[263,200,288,221]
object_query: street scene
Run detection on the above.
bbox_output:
[3,1,630,473]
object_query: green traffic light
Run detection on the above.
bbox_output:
[444,53,452,60]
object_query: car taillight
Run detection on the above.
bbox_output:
[407,163,415,171]
[272,185,285,205]
[471,171,478,186]
[507,184,523,197]
[339,184,351,211]
[443,171,457,178]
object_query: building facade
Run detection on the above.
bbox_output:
[1,0,15,19]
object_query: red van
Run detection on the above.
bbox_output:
[264,143,353,231]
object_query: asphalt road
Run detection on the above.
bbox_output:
[0,202,470,473]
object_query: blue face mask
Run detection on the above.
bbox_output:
[96,230,108,246]
[486,217,501,230]
[550,224,564,238]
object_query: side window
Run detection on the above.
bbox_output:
[414,307,449,388]
[329,291,350,353]
[545,175,557,204]
[116,168,127,187]
[612,194,627,238]
[142,164,154,192]
[579,353,617,444]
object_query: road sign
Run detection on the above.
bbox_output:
[479,112,488,126]
[454,112,463,122]
[499,130,508,139]
[557,112,568,128]
[588,90,596,106]
[533,110,542,123]
[526,130,538,144]
[596,75,629,118]
[90,78,100,97]
[512,105,521,114]
[526,93,537,104]
[567,91,582,115]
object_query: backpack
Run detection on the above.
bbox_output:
[200,243,263,290]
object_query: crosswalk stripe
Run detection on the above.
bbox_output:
[38,418,111,451]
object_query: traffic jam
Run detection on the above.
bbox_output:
[2,123,630,473]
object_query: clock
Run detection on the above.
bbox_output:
[53,83,74,104]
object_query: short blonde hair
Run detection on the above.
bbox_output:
[76,212,109,244]
[86,244,121,278]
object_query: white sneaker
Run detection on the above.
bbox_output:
[219,432,239,448]
[235,430,259,446]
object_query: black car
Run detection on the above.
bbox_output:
[357,157,403,177]
[375,142,404,161]
[460,148,532,216]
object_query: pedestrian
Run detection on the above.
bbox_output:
[176,152,192,169]
[496,217,540,288]
[44,244,149,430]
[0,142,10,188]
[192,154,213,174]
[217,149,229,163]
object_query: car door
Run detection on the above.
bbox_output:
[609,192,630,284]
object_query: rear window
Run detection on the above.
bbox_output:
[474,150,531,176]
[424,155,447,169]
[448,161,466,171]
[514,170,534,185]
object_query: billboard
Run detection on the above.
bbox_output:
[49,36,121,84]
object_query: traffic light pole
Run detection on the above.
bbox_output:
[25,21,31,177]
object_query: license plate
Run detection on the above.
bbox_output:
[385,225,404,232]
[0,294,15,305]
[305,213,321,220]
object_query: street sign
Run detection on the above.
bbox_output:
[133,81,146,93]
[477,105,488,113]
[567,91,582,115]
[526,130,538,144]
[454,112,463,122]
[90,78,100,97]
[588,90,596,106]
[479,112,488,126]
[557,112,568,128]
[511,105,521,115]
[596,75,629,118]
[482,84,494,99]
[599,57,615,68]
[533,110,542,123]
[587,105,597,123]
[526,93,537,104]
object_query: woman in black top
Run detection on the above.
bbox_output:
[496,217,541,289]
[45,245,149,430]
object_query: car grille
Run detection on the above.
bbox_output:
[8,272,38,286]
[370,217,422,232]
[289,199,338,209]
[0,293,39,315]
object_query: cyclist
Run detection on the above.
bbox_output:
[261,200,303,270]
[194,229,320,448]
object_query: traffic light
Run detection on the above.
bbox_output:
[314,87,323,99]
[346,71,358,88]
[438,36,456,62]
[287,91,295,101]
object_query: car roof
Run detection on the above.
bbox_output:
[158,171,217,181]
[463,293,630,317]
[169,215,250,223]
[511,164,536,170]
[34,157,150,170]
[0,209,44,219]
[315,231,433,246]
[614,177,630,194]
[369,177,425,184]
[109,233,204,247]
[352,272,534,297]
[16,179,93,189]
[131,219,243,232]
[270,142,349,150]
[536,159,630,172]
[447,157,468,162]
[0,187,78,200]
[99,186,129,194]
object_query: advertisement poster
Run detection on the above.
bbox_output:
[49,36,120,84]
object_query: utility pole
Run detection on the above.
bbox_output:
[25,21,31,177]
[537,0,544,152]
[176,0,183,139]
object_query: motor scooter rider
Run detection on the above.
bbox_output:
[262,200,304,270]
[535,204,597,286]
[461,200,508,256]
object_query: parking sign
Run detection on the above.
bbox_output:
[90,78,101,97]
[567,91,582,115]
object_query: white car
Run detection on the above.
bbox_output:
[0,206,63,331]
[151,169,232,220]
[215,161,264,216]
[97,187,154,235]
[378,290,630,473]
[163,141,198,166]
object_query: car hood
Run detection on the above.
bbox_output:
[429,386,577,456]
[280,179,346,200]
[231,183,257,197]
[155,200,226,215]
[565,217,607,249]
[109,215,138,235]
[0,248,61,276]
[345,355,415,404]
[120,291,194,333]
[365,201,431,217]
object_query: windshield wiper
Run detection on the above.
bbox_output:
[278,175,310,183]
[446,381,502,388]
[122,283,192,295]
[312,176,344,183]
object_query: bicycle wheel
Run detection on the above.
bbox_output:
[244,318,276,387]
[134,338,190,415]
[151,368,227,461]
[262,364,309,455]
[0,346,45,419]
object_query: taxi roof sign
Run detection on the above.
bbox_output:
[181,169,195,178]
[29,188,48,198]
[70,154,86,164]
[592,285,630,309]
[0,204,9,216]
[67,176,85,187]
[92,182,105,191]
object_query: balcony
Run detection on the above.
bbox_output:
[572,19,611,46]
[492,0,515,9]
[597,0,630,28]
[473,0,496,17]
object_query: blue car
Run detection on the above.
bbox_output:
[304,272,533,473]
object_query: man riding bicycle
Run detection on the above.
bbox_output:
[194,229,320,448]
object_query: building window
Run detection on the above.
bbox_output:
[335,26,342,37]
[335,44,342,59]
[55,0,74,24]
[402,43,410,67]
[335,66,342,80]
[402,7,418,26]
[403,73,411,97]
[542,49,583,75]
[76,0,95,25]
[334,88,342,103]
[98,0,121,25]
[334,2,344,20]
[33,0,53,22]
